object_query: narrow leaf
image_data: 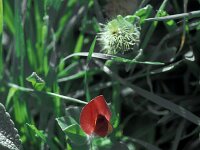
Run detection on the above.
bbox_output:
[123,136,161,150]
[62,52,164,65]
[26,123,47,142]
[0,0,2,34]
[101,65,200,126]
[0,0,3,79]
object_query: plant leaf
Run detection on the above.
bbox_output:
[26,123,47,142]
[123,136,161,150]
[64,124,88,145]
[56,116,77,131]
[0,103,22,150]
[56,106,88,145]
[56,106,81,130]
[0,0,3,79]
[101,64,200,126]
[86,37,96,64]
[62,52,164,65]
[26,72,45,91]
[0,0,3,34]
[6,87,17,108]
[135,5,153,24]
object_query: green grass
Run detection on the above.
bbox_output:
[1,0,200,150]
[0,0,3,79]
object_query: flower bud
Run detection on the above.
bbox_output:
[98,15,141,54]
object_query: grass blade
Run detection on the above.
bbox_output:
[62,52,164,65]
[171,121,185,150]
[141,0,169,49]
[123,136,161,150]
[0,0,3,79]
[14,0,25,85]
[86,37,96,64]
[101,65,200,126]
[84,37,96,101]
[0,0,3,34]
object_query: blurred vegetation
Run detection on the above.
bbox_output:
[1,0,200,149]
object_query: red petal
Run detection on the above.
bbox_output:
[80,95,111,135]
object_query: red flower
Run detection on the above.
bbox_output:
[80,95,113,137]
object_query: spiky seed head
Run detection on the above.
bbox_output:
[98,15,141,55]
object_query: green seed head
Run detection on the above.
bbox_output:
[98,15,141,55]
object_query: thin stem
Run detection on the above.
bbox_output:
[89,135,93,150]
[145,10,200,22]
[7,83,87,105]
[90,141,93,150]
[61,52,164,66]
[46,91,87,104]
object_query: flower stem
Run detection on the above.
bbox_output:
[89,135,94,150]
[7,83,87,105]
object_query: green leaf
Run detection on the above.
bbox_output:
[110,56,164,65]
[93,138,112,149]
[62,52,164,65]
[58,62,79,78]
[0,0,3,34]
[86,37,96,64]
[110,142,129,150]
[124,15,140,24]
[65,106,82,123]
[26,123,47,142]
[135,5,153,24]
[74,33,84,54]
[58,68,100,83]
[101,65,200,126]
[26,72,45,91]
[3,1,15,34]
[64,124,88,145]
[56,106,82,130]
[123,136,161,150]
[0,103,22,150]
[44,0,62,10]
[93,138,129,150]
[132,83,200,125]
[0,0,3,79]
[159,10,177,32]
[56,116,77,131]
[197,21,200,30]
[85,37,96,101]
[56,106,88,145]
[6,87,17,108]
[141,0,169,49]
[14,0,25,84]
[171,121,185,150]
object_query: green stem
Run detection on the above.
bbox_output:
[141,0,169,49]
[89,135,93,150]
[145,10,200,21]
[61,52,164,66]
[90,141,92,150]
[7,83,87,105]
[46,92,87,105]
